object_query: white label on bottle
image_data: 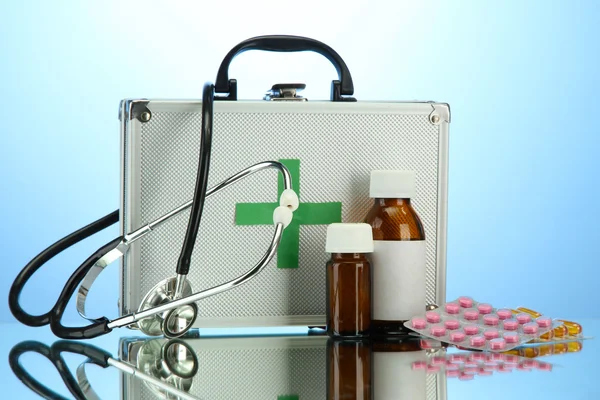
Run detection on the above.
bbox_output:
[374,351,427,398]
[371,240,426,321]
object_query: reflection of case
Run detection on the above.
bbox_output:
[119,335,447,400]
[119,99,450,328]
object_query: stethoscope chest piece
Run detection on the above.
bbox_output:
[137,277,199,338]
[137,339,198,399]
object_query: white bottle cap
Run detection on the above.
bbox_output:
[325,223,374,253]
[370,170,416,199]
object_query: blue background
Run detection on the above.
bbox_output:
[1,0,599,327]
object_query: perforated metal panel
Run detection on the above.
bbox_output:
[120,100,449,326]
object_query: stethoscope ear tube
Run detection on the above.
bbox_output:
[9,340,112,400]
[8,210,119,327]
[48,237,123,339]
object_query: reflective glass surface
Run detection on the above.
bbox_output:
[2,320,598,399]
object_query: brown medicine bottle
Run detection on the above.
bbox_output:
[365,171,426,335]
[327,338,372,400]
[326,223,373,338]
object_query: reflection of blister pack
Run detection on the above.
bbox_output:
[405,297,559,352]
[417,351,553,380]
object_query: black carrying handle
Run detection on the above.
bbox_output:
[215,35,356,101]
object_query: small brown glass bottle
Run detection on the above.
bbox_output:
[327,338,372,400]
[365,171,426,335]
[325,223,373,337]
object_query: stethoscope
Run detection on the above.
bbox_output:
[9,82,300,339]
[9,339,203,400]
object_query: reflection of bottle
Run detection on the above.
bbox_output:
[365,170,426,334]
[327,338,372,400]
[372,335,427,399]
[325,223,373,337]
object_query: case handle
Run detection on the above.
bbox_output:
[215,35,355,101]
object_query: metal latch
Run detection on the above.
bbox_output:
[263,83,308,101]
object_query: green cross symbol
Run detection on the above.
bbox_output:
[235,159,342,269]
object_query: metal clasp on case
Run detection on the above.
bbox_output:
[264,83,308,101]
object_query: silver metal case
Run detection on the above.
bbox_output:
[119,100,450,328]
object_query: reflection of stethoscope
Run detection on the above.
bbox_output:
[10,339,202,400]
[9,82,299,339]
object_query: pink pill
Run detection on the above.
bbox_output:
[470,336,486,347]
[463,309,480,321]
[432,356,446,366]
[469,353,486,362]
[450,331,466,342]
[497,366,513,373]
[430,325,446,337]
[483,362,498,371]
[538,362,553,371]
[503,319,519,331]
[411,317,427,329]
[445,319,460,330]
[459,296,473,308]
[497,309,512,320]
[489,338,507,350]
[464,325,479,335]
[426,311,441,323]
[503,355,520,364]
[446,363,460,371]
[445,303,460,314]
[536,316,552,328]
[484,329,499,340]
[449,354,466,363]
[427,365,440,373]
[523,322,538,334]
[517,364,532,371]
[459,372,475,380]
[477,303,493,314]
[503,332,520,344]
[478,368,493,376]
[516,313,532,324]
[412,361,427,370]
[483,314,499,326]
[522,360,538,369]
[490,353,504,362]
[465,361,478,368]
[446,370,460,378]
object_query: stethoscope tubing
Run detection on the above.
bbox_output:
[9,340,202,400]
[10,80,295,339]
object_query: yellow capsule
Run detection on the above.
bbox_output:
[567,341,583,353]
[520,347,539,358]
[538,344,554,357]
[503,349,520,356]
[517,307,542,318]
[557,320,583,336]
[553,324,568,338]
[552,343,568,355]
[540,329,554,340]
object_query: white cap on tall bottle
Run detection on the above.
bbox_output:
[370,170,416,199]
[326,223,374,253]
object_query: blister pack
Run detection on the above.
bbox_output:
[404,296,560,352]
[415,351,553,380]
